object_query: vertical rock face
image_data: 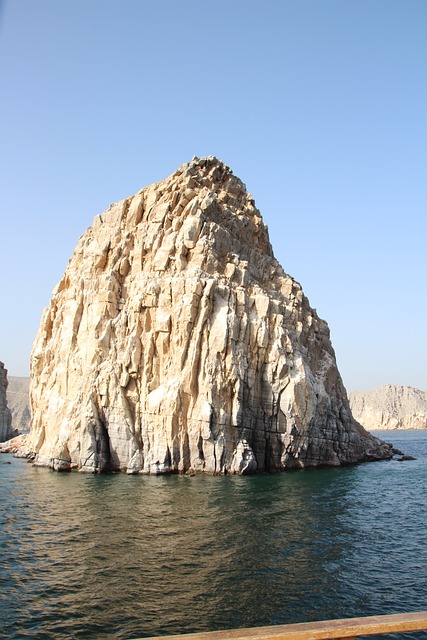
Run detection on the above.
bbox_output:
[0,362,14,442]
[29,157,392,473]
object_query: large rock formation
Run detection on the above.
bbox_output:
[349,385,427,431]
[0,362,16,442]
[7,376,31,433]
[29,157,393,473]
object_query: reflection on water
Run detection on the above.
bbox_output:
[1,430,427,640]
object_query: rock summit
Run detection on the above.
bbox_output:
[29,157,392,473]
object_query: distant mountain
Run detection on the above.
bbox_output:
[349,385,427,431]
[7,376,30,433]
[1,362,16,441]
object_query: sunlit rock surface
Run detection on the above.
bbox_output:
[29,157,393,473]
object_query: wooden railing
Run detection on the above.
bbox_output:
[133,611,427,640]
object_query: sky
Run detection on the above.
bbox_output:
[0,0,425,392]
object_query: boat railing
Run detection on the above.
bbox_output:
[132,611,427,640]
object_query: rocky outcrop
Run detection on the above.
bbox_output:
[349,385,427,431]
[0,362,17,442]
[29,156,393,473]
[0,433,32,456]
[7,377,31,433]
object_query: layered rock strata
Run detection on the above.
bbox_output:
[29,156,393,473]
[349,385,427,431]
[0,362,16,442]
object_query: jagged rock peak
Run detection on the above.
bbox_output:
[29,158,393,473]
[93,154,275,275]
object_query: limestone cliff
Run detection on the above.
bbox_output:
[349,385,427,431]
[7,377,31,433]
[0,362,16,442]
[29,157,392,473]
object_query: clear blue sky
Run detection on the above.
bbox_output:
[0,0,425,391]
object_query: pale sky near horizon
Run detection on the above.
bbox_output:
[0,0,425,392]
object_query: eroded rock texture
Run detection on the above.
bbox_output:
[0,362,15,442]
[29,157,392,473]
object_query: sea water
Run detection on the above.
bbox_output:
[1,430,426,640]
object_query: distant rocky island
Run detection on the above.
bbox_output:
[349,385,427,431]
[24,156,392,473]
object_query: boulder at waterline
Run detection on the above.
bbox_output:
[29,157,393,473]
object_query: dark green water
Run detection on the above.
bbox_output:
[1,430,427,640]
